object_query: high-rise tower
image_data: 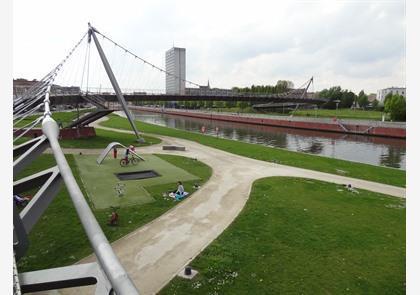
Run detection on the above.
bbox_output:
[165,47,186,95]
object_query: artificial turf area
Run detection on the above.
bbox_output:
[100,115,406,187]
[15,153,212,272]
[75,154,200,209]
[161,177,406,294]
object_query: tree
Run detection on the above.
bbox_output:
[319,86,343,109]
[371,99,379,110]
[276,80,294,93]
[339,90,356,108]
[384,94,406,121]
[215,101,224,109]
[383,92,393,106]
[225,100,236,108]
[233,80,295,95]
[205,100,214,108]
[357,90,369,109]
[237,101,249,110]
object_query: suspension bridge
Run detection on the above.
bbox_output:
[13,23,325,294]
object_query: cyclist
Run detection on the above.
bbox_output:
[124,147,130,162]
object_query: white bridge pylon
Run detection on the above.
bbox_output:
[96,142,145,165]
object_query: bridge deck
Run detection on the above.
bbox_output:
[50,93,327,105]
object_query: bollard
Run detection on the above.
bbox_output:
[184,266,192,276]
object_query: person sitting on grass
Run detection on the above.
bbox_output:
[174,181,184,198]
[168,181,188,201]
[108,207,119,226]
[14,194,32,207]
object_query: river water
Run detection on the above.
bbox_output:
[133,111,406,170]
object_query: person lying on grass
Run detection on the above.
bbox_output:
[14,194,32,207]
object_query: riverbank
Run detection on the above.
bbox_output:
[92,120,404,294]
[100,115,405,187]
[132,106,406,139]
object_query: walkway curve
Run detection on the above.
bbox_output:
[56,117,405,295]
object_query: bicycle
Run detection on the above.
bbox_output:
[119,155,140,167]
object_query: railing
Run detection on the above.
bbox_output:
[13,31,139,294]
[49,88,323,101]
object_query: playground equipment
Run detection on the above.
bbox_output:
[96,142,145,165]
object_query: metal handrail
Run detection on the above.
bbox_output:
[13,29,139,294]
[38,30,139,293]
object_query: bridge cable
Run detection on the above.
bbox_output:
[80,35,90,93]
[95,31,202,88]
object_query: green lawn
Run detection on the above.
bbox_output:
[13,128,161,148]
[100,115,405,187]
[59,128,161,148]
[13,110,92,128]
[75,154,199,209]
[293,109,387,121]
[161,177,405,295]
[16,153,212,272]
[14,110,162,148]
[200,107,388,121]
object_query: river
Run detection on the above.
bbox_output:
[133,111,406,170]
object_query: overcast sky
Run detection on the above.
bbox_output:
[13,0,405,94]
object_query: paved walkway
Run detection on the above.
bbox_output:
[55,118,405,294]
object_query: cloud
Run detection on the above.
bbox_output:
[13,0,405,94]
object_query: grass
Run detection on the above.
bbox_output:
[74,154,199,209]
[293,109,388,121]
[59,128,161,148]
[14,109,161,148]
[100,115,405,187]
[16,153,212,272]
[13,110,92,128]
[200,107,388,121]
[13,128,161,148]
[161,177,405,294]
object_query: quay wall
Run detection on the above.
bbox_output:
[131,106,406,139]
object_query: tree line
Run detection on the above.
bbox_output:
[134,80,406,121]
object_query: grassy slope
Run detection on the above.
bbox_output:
[204,108,387,121]
[161,177,405,295]
[14,109,161,148]
[13,128,161,148]
[100,115,405,187]
[59,128,161,148]
[14,110,92,128]
[16,154,212,272]
[293,109,387,120]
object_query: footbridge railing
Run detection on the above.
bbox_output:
[13,29,139,294]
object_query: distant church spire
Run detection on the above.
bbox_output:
[207,79,210,88]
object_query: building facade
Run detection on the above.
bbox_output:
[377,87,406,102]
[165,47,186,95]
[185,81,233,97]
[13,79,81,100]
[13,78,39,99]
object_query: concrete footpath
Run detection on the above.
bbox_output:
[53,119,405,294]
